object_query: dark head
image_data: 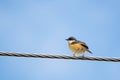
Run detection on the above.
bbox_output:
[66,37,77,41]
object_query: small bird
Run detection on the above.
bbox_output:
[66,37,92,57]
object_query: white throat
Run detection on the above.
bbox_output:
[68,40,76,44]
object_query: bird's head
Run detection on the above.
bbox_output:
[66,37,77,43]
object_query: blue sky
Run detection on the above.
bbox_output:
[0,0,120,80]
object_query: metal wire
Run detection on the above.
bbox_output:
[0,52,120,62]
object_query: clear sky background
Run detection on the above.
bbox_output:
[0,0,120,80]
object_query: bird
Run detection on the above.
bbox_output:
[66,36,92,57]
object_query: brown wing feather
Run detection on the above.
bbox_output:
[70,41,92,54]
[81,43,89,49]
[71,41,88,49]
[72,41,89,49]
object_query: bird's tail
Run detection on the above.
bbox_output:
[87,50,93,54]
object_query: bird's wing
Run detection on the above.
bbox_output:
[80,41,89,49]
[71,41,88,49]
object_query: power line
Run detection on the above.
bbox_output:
[0,52,119,62]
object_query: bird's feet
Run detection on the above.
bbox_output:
[73,53,76,57]
[82,54,85,58]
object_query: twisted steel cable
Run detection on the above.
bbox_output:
[0,52,120,62]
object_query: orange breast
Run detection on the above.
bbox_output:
[69,43,87,54]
